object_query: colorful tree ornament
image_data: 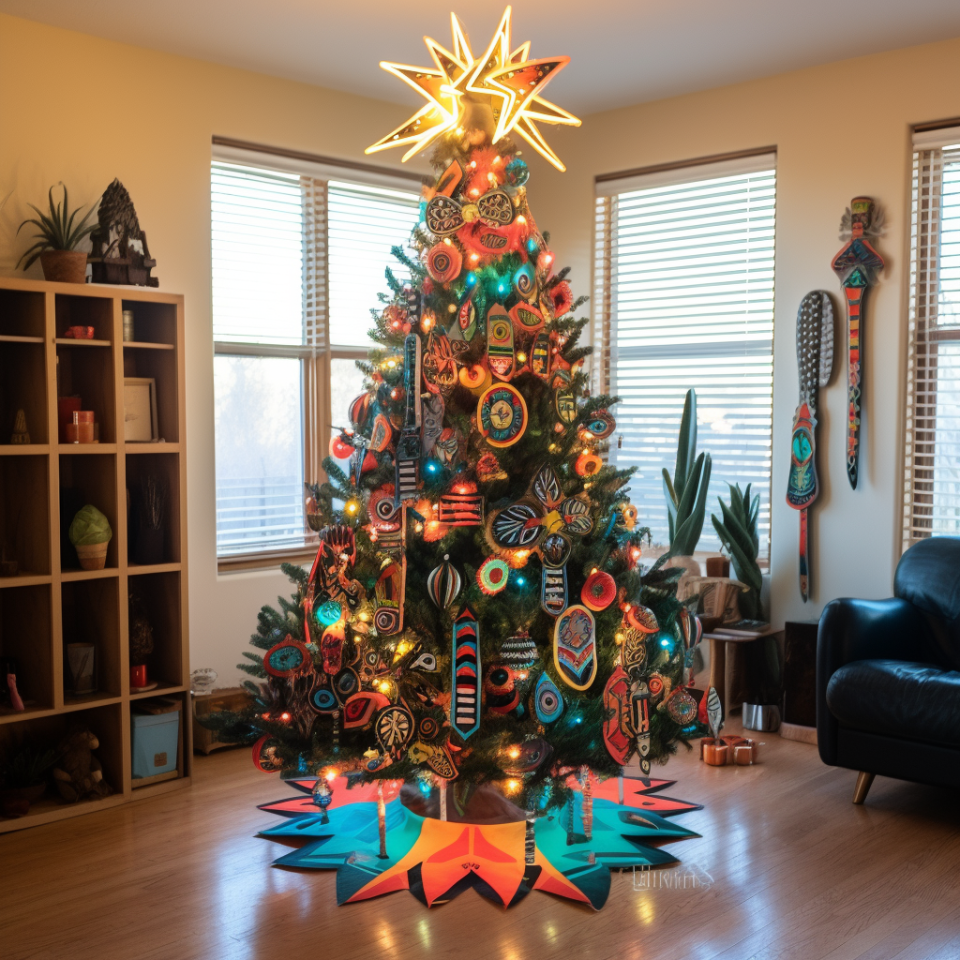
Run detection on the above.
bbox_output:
[263,637,311,679]
[509,301,544,333]
[451,606,480,740]
[477,383,528,448]
[581,571,616,611]
[575,451,602,478]
[427,554,463,609]
[533,671,564,723]
[426,241,462,284]
[602,667,634,765]
[553,605,597,691]
[477,556,510,595]
[501,630,538,670]
[485,305,516,380]
[394,334,422,503]
[578,409,616,441]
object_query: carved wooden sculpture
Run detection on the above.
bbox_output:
[786,291,834,601]
[831,197,884,489]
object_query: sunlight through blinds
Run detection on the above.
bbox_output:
[594,156,776,555]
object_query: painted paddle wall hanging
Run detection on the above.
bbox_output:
[786,291,835,601]
[831,197,885,489]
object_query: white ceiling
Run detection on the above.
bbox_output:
[4,0,960,114]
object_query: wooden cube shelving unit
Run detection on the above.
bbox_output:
[0,277,190,833]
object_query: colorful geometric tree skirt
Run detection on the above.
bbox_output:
[256,775,702,910]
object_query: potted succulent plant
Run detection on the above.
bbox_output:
[68,504,113,570]
[17,183,98,284]
[0,746,59,818]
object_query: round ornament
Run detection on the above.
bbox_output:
[310,683,339,714]
[329,434,354,459]
[418,716,440,741]
[477,383,528,448]
[459,363,491,394]
[578,409,616,441]
[427,554,463,609]
[581,570,617,611]
[252,735,283,773]
[647,674,666,699]
[376,703,415,757]
[505,157,530,187]
[263,637,310,678]
[477,557,510,595]
[666,688,698,725]
[574,451,603,477]
[348,393,371,429]
[484,662,519,715]
[368,485,401,532]
[426,241,462,284]
[626,605,659,634]
[316,600,343,626]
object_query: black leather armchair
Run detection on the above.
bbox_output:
[817,537,960,803]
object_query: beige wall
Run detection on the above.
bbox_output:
[531,35,960,628]
[4,12,960,681]
[0,13,425,685]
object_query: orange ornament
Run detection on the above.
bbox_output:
[575,451,602,477]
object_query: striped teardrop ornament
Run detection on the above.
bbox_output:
[427,554,462,609]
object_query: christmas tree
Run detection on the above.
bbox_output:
[217,6,703,830]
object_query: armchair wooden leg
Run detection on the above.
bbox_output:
[853,771,875,805]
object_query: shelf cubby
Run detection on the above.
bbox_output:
[56,340,117,444]
[58,453,119,572]
[61,576,122,705]
[124,452,181,565]
[0,338,48,446]
[128,570,183,690]
[0,278,188,834]
[54,293,115,342]
[0,288,46,339]
[0,584,54,720]
[0,455,51,578]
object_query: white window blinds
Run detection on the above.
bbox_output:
[903,128,960,546]
[593,155,777,555]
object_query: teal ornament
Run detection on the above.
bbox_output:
[505,158,529,188]
[316,600,343,626]
[534,671,564,723]
[513,262,537,300]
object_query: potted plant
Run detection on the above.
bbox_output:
[0,746,59,818]
[17,183,98,284]
[712,482,764,620]
[68,504,113,570]
[662,388,712,575]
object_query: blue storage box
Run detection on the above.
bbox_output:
[132,700,181,779]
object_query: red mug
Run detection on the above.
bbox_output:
[130,664,148,688]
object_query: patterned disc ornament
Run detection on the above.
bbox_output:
[575,451,602,477]
[426,241,462,284]
[477,383,528,448]
[581,571,616,611]
[376,703,415,758]
[665,688,698,725]
[513,262,537,300]
[263,637,311,678]
[477,556,510,595]
[427,555,462,609]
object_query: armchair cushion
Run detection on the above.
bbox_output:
[894,537,960,670]
[826,659,960,750]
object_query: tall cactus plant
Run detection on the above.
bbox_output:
[662,389,712,557]
[711,482,763,620]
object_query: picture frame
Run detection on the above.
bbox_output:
[123,377,158,442]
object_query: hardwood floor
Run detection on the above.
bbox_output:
[2,719,959,960]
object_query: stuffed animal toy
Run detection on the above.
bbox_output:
[52,729,112,802]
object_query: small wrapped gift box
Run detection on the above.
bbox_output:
[700,735,763,766]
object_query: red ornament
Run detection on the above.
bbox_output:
[581,570,616,611]
[550,280,573,318]
[624,604,659,634]
[426,242,462,284]
[329,434,355,460]
[574,451,602,477]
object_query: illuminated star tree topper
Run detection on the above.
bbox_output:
[366,6,580,171]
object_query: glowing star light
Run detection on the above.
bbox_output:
[366,7,580,171]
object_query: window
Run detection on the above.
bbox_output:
[593,153,777,556]
[211,152,420,562]
[903,127,960,546]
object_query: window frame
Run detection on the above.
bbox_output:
[902,124,960,550]
[211,141,424,571]
[592,149,778,564]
